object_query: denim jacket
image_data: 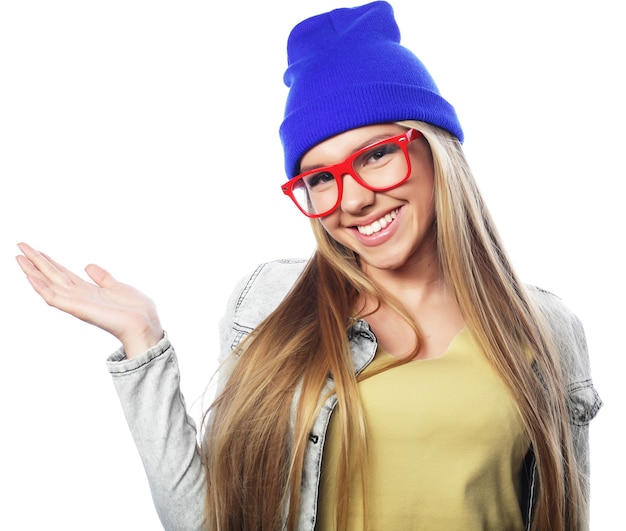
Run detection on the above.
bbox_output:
[107,258,602,531]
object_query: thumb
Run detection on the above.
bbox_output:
[85,264,116,287]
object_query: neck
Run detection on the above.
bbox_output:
[356,255,464,361]
[360,243,443,313]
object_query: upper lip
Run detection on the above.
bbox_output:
[346,207,400,229]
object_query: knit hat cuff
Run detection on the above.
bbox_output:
[280,82,463,178]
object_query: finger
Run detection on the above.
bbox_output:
[17,242,41,258]
[16,253,55,287]
[84,263,117,288]
[17,243,80,287]
[17,255,69,307]
[16,242,39,265]
[17,243,67,282]
[16,253,41,278]
[24,271,57,301]
[40,251,87,285]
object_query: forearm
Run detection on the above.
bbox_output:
[107,336,207,530]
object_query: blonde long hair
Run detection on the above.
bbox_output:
[202,121,586,530]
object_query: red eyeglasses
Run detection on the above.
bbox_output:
[281,129,422,218]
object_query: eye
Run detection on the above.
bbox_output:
[304,171,336,189]
[360,142,401,167]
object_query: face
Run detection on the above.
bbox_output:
[300,124,437,277]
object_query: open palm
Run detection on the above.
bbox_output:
[16,242,164,358]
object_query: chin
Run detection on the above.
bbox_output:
[361,254,410,272]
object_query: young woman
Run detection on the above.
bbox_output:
[16,2,601,530]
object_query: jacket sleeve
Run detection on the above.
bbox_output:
[104,259,307,530]
[530,287,603,503]
[107,336,207,531]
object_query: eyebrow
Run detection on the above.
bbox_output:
[300,131,401,174]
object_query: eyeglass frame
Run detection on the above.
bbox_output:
[280,128,423,218]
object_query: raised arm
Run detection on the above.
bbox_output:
[16,242,207,529]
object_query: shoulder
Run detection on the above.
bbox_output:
[526,286,581,328]
[526,286,585,351]
[526,285,602,424]
[231,258,308,318]
[218,258,308,360]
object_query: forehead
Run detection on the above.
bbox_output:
[300,124,407,171]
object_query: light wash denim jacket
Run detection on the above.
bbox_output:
[107,259,602,531]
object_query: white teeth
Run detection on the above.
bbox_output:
[357,209,398,235]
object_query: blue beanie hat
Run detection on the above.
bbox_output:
[279,1,463,178]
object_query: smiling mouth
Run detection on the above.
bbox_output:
[357,208,399,235]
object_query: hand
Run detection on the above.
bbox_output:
[16,242,164,358]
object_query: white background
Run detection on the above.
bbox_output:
[1,1,623,528]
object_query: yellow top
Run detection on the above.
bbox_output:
[316,328,530,530]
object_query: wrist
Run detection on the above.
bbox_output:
[122,323,165,359]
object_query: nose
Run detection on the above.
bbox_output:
[340,173,375,214]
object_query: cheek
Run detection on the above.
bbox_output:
[413,161,436,204]
[409,143,435,188]
[422,183,437,219]
[403,167,435,207]
[318,212,341,235]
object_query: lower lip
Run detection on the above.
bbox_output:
[352,209,402,247]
